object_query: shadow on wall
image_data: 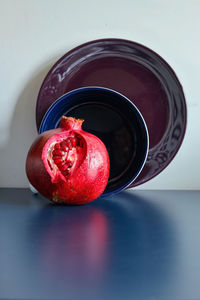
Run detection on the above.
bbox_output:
[0,55,62,187]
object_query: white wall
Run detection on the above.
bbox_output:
[0,0,199,189]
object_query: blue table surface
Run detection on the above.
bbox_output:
[0,188,200,300]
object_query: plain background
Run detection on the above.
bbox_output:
[0,0,199,189]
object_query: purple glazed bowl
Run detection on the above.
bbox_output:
[36,39,187,187]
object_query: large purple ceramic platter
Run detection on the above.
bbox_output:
[36,39,187,187]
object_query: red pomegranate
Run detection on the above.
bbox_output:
[26,116,110,205]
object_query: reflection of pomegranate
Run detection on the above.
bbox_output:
[42,210,108,280]
[26,116,110,204]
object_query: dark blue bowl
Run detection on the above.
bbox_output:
[39,87,149,197]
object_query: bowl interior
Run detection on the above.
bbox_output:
[40,88,148,196]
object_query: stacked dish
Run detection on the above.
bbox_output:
[35,38,187,196]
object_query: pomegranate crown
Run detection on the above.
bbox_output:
[60,116,84,131]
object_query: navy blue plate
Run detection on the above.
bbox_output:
[39,87,149,197]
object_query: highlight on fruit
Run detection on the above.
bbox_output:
[26,116,110,205]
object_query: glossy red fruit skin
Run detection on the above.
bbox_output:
[26,117,110,205]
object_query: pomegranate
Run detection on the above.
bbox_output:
[26,116,110,205]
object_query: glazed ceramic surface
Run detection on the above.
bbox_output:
[39,87,149,196]
[36,39,187,186]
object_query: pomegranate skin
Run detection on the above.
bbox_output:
[26,117,110,205]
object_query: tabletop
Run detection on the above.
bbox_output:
[0,188,200,300]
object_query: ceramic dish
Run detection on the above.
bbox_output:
[39,87,149,197]
[36,38,187,187]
